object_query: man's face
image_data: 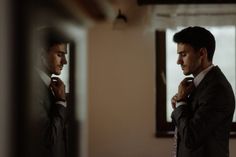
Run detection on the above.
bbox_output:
[177,43,202,77]
[46,43,67,75]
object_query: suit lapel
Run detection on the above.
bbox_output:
[188,66,220,111]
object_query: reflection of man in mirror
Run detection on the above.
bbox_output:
[30,28,69,157]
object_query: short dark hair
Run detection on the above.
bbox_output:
[173,26,215,61]
[38,27,70,51]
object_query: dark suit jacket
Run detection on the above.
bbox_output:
[171,66,235,157]
[29,73,68,157]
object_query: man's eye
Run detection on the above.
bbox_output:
[181,53,186,57]
[57,53,63,57]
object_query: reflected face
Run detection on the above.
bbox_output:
[46,43,68,75]
[176,43,202,77]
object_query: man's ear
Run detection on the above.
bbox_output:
[199,48,208,59]
[40,48,48,66]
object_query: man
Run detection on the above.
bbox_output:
[171,26,235,157]
[30,28,69,157]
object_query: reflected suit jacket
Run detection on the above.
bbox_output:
[30,73,68,157]
[171,66,235,157]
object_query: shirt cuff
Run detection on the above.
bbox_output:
[176,101,187,108]
[56,101,67,108]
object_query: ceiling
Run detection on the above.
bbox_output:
[60,0,236,29]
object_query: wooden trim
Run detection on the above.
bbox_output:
[155,30,175,137]
[138,0,236,5]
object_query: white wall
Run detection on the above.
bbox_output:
[87,22,236,157]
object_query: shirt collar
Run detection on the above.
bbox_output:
[36,68,51,87]
[194,64,214,87]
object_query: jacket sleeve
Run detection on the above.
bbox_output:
[32,90,67,151]
[42,103,67,148]
[171,83,234,150]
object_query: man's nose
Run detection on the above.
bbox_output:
[62,56,67,64]
[177,56,182,65]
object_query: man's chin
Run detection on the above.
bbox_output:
[54,71,61,75]
[183,71,191,76]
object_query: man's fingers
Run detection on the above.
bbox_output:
[51,77,63,83]
[172,95,178,101]
[171,94,178,109]
[51,77,64,86]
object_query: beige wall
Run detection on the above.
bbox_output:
[87,22,236,157]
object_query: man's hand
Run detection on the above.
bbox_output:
[176,77,195,102]
[50,77,66,101]
[171,94,178,109]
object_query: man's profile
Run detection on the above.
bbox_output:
[29,27,69,157]
[171,26,235,157]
